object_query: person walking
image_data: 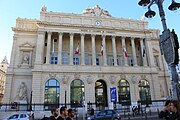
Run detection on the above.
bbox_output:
[66,109,75,120]
[49,107,59,120]
[58,106,68,120]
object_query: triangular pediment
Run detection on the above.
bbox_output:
[19,43,34,50]
[21,43,33,47]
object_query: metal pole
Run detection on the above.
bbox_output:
[30,91,32,111]
[156,0,179,100]
[65,90,67,107]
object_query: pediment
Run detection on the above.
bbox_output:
[19,43,34,50]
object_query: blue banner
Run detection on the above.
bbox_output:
[110,87,117,102]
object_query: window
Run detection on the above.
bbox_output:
[51,56,58,64]
[73,57,79,65]
[139,80,151,105]
[20,114,26,118]
[44,79,60,110]
[62,52,69,64]
[96,58,99,65]
[118,80,131,105]
[70,79,84,107]
[85,53,89,65]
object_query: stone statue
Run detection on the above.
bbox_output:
[15,82,27,101]
[22,53,29,64]
[41,5,47,12]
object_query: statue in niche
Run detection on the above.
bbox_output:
[15,82,27,101]
[22,53,29,64]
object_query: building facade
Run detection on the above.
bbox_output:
[0,56,9,104]
[4,5,170,110]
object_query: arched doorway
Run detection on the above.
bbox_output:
[118,80,131,106]
[70,79,85,107]
[44,79,60,110]
[138,80,151,106]
[95,80,108,110]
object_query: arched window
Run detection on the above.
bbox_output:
[70,79,84,107]
[118,80,131,105]
[44,79,60,110]
[138,80,151,105]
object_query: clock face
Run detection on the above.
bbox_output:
[95,21,101,26]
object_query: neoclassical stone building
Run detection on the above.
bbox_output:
[4,5,170,110]
[0,56,9,104]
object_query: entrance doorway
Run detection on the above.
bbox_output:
[95,80,108,110]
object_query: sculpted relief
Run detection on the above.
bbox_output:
[15,82,28,102]
[83,5,111,17]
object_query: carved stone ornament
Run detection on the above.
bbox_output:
[62,75,68,84]
[141,75,146,79]
[74,73,80,79]
[83,5,112,17]
[120,75,126,80]
[86,75,92,84]
[15,82,28,102]
[110,75,116,84]
[49,73,56,78]
[131,75,137,84]
[98,74,104,78]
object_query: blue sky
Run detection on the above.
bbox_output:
[0,0,179,62]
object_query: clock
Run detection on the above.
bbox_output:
[95,21,101,26]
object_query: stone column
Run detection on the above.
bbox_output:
[10,35,17,67]
[81,33,85,65]
[91,34,96,66]
[145,38,155,66]
[121,37,128,66]
[131,37,137,66]
[102,35,107,66]
[140,38,147,66]
[35,31,45,64]
[69,33,74,65]
[58,32,63,65]
[46,32,52,64]
[112,36,117,66]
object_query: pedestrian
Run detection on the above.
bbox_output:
[169,100,180,120]
[57,106,68,120]
[66,108,75,120]
[49,107,59,120]
[159,100,172,119]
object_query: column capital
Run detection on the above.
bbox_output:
[70,33,74,36]
[47,31,52,35]
[111,35,116,39]
[80,33,85,36]
[101,34,106,39]
[58,32,63,36]
[130,37,135,40]
[121,36,126,39]
[91,34,96,38]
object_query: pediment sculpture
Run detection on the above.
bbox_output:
[83,5,112,17]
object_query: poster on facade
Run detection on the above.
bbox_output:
[110,87,117,102]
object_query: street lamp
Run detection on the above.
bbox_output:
[138,0,180,101]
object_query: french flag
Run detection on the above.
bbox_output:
[74,43,79,54]
[123,48,128,57]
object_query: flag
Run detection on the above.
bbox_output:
[142,48,145,57]
[74,43,79,54]
[101,44,103,56]
[123,48,128,57]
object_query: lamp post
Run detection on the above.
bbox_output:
[138,0,180,100]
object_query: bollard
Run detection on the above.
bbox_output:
[128,113,130,120]
[157,108,159,115]
[145,112,147,120]
[124,111,126,118]
[149,109,151,116]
